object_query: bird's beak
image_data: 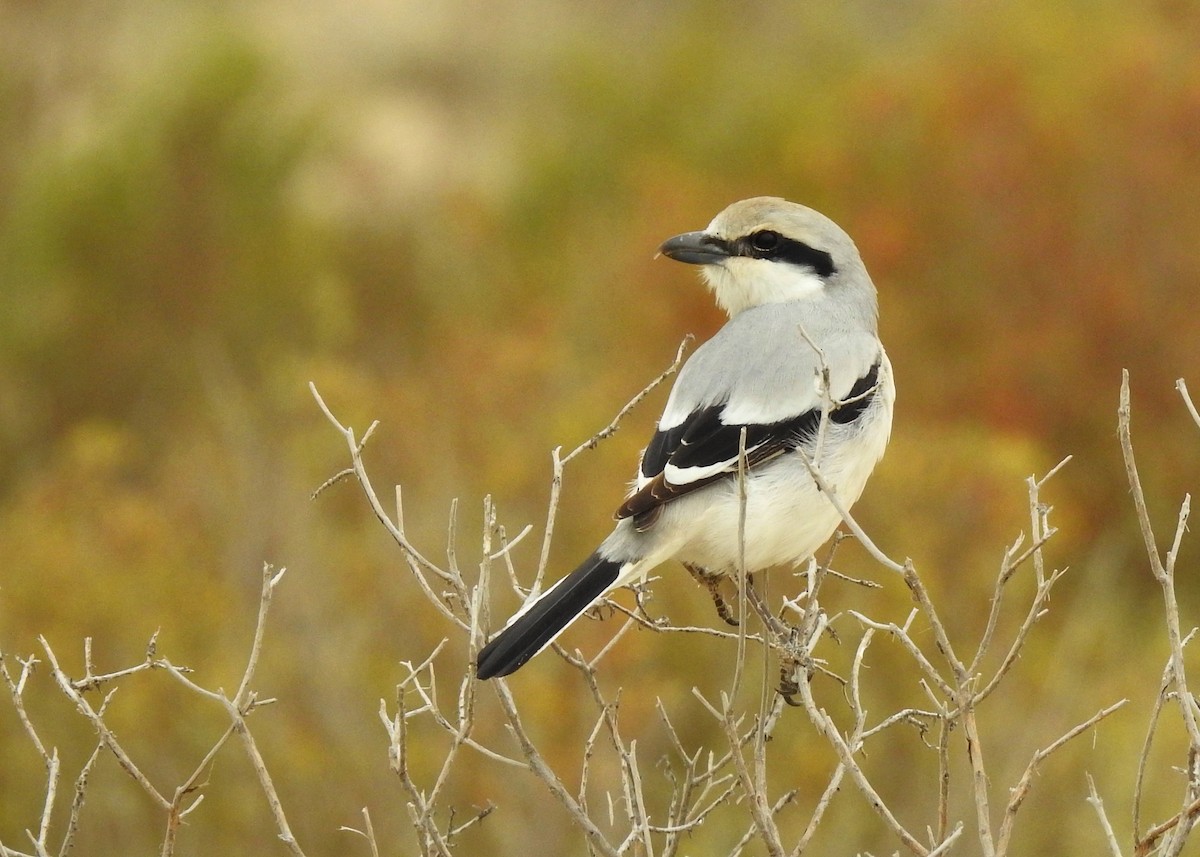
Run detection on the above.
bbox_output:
[658,231,732,265]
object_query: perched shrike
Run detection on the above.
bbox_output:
[476,197,894,680]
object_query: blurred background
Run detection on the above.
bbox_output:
[1,0,1198,853]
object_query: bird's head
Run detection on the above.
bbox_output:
[659,197,875,319]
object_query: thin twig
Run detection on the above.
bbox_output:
[39,639,170,810]
[491,680,619,857]
[310,383,467,623]
[793,668,930,855]
[1,655,51,765]
[1178,379,1200,432]
[1120,373,1200,748]
[1087,774,1124,857]
[793,446,906,575]
[1134,660,1174,844]
[996,699,1128,854]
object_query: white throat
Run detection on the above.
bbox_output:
[701,258,826,317]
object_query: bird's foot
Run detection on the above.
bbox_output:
[777,654,808,706]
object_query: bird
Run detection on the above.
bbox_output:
[475,197,894,680]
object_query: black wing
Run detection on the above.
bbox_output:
[615,361,880,530]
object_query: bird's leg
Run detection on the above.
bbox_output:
[683,562,740,626]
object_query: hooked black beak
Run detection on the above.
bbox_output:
[658,231,732,265]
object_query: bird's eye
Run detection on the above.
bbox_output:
[749,231,780,253]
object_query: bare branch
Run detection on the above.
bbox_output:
[491,680,619,857]
[997,700,1128,854]
[309,383,467,619]
[1178,379,1200,432]
[58,741,102,857]
[529,338,690,598]
[793,445,906,575]
[1120,372,1200,746]
[1087,774,1124,857]
[793,672,931,855]
[39,638,170,810]
[563,335,692,466]
[339,807,381,857]
[1,654,51,765]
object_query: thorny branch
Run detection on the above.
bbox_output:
[1108,371,1200,857]
[1,564,303,857]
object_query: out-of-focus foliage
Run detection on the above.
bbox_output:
[1,0,1197,854]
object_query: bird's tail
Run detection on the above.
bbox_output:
[476,551,626,680]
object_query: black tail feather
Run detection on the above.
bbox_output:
[476,552,622,679]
